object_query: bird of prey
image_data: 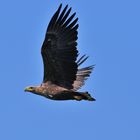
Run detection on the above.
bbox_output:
[24,4,95,101]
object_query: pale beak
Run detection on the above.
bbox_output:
[24,87,32,92]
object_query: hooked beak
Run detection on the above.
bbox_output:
[24,87,33,92]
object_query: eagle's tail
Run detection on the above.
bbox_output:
[73,92,96,101]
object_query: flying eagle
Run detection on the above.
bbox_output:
[24,4,95,101]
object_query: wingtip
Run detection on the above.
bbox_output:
[65,4,68,9]
[73,12,76,17]
[58,3,62,11]
[69,7,72,11]
[59,3,62,7]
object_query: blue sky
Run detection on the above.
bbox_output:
[0,0,140,139]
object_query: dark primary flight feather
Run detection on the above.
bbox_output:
[41,4,79,89]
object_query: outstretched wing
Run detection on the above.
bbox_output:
[41,4,79,89]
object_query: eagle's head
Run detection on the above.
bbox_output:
[24,85,45,96]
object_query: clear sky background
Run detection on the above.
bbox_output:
[0,0,140,140]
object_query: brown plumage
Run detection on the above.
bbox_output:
[24,4,95,101]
